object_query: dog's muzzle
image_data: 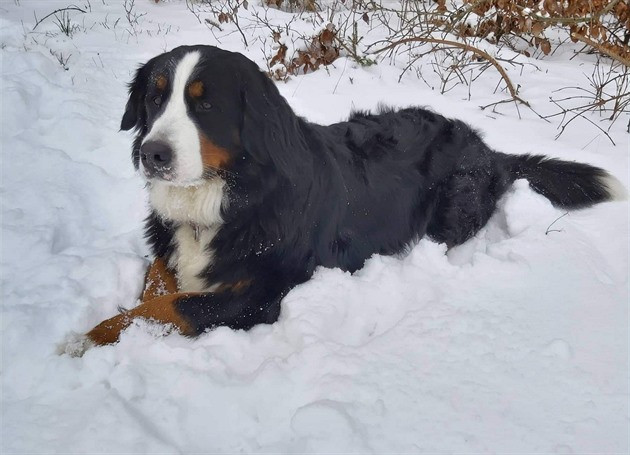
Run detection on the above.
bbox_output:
[140,140,173,179]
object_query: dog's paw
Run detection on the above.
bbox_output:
[56,332,94,357]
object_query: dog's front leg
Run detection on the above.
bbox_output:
[86,292,200,346]
[57,291,199,357]
[141,257,179,301]
[79,279,286,351]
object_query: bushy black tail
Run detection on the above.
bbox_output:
[508,154,626,209]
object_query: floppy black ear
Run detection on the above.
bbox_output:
[120,58,157,131]
[240,64,312,178]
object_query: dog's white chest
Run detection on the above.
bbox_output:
[169,224,218,292]
[148,180,226,292]
[149,179,226,226]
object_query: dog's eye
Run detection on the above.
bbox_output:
[197,101,212,111]
[152,95,163,107]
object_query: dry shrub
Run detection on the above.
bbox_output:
[264,0,318,12]
[186,0,628,138]
[267,24,340,80]
[372,0,629,139]
[449,0,629,63]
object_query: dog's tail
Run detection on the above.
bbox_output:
[506,154,626,209]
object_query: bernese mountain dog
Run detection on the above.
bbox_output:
[72,45,625,353]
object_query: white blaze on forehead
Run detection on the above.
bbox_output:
[142,51,203,184]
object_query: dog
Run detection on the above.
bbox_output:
[77,45,624,351]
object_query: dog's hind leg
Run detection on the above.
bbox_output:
[426,166,512,248]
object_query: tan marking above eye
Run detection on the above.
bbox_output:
[199,133,230,171]
[156,74,168,91]
[188,80,204,98]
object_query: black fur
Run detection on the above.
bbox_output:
[122,45,620,335]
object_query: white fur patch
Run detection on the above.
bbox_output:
[142,51,203,184]
[599,173,628,201]
[149,179,226,226]
[169,224,219,292]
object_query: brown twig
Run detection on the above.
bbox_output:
[545,212,569,235]
[570,32,630,67]
[373,36,529,106]
[514,0,622,25]
[32,6,87,30]
[546,96,617,146]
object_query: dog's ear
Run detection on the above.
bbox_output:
[120,58,157,131]
[240,64,311,178]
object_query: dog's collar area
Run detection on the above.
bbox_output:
[188,222,215,241]
[190,223,202,241]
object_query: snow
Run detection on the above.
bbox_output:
[1,1,628,453]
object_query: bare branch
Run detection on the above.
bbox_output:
[32,6,87,31]
[373,36,529,106]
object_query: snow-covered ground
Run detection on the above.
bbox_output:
[1,1,628,453]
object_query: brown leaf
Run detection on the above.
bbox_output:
[319,28,336,46]
[540,39,551,55]
[217,12,231,24]
[543,0,558,15]
[269,44,287,67]
[589,24,600,39]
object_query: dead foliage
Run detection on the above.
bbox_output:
[267,24,340,80]
[448,0,629,64]
[264,0,318,13]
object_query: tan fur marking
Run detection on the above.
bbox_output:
[216,280,252,293]
[142,258,179,301]
[188,80,204,98]
[199,134,230,170]
[86,293,199,345]
[156,74,167,91]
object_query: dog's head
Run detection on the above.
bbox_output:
[121,45,304,186]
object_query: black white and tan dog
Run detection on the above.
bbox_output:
[74,45,625,351]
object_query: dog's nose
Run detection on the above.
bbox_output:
[140,141,173,175]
